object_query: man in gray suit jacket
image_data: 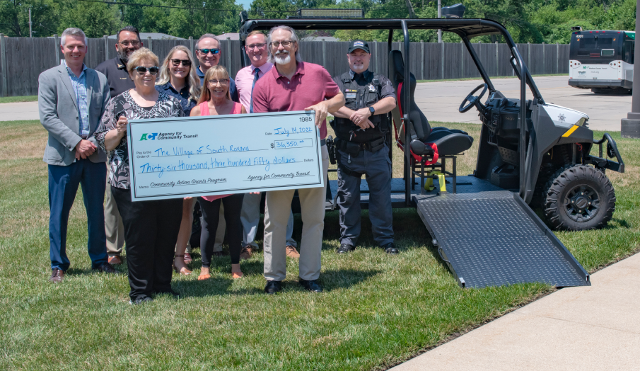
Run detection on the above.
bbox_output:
[38,27,116,282]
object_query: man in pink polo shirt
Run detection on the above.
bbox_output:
[252,25,345,294]
[236,30,300,261]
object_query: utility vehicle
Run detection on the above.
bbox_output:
[239,15,625,288]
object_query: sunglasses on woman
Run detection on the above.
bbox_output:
[134,66,159,75]
[171,59,192,67]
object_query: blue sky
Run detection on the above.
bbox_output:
[237,0,252,10]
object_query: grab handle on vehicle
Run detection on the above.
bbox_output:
[594,133,625,173]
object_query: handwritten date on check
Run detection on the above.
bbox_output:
[126,111,324,201]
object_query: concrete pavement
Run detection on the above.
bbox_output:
[392,252,640,371]
[0,101,40,121]
[417,76,630,131]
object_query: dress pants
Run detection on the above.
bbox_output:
[112,187,182,301]
[48,159,108,271]
[104,170,125,255]
[263,146,329,281]
[336,145,394,247]
[241,192,297,249]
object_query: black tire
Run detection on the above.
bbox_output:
[543,165,616,231]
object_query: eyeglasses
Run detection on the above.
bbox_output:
[198,48,220,55]
[134,66,159,75]
[270,40,294,47]
[119,40,140,47]
[207,79,229,85]
[171,59,192,67]
[246,43,267,50]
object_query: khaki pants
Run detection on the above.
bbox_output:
[263,146,329,281]
[105,174,124,255]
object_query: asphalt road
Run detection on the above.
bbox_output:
[0,76,631,131]
[416,75,630,131]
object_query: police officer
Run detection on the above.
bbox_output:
[331,40,398,255]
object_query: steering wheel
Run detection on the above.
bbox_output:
[459,83,488,113]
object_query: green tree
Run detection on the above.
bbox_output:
[0,0,60,37]
[57,0,120,37]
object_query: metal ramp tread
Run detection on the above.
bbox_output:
[414,177,590,288]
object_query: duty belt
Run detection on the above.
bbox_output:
[336,136,385,154]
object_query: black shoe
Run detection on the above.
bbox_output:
[336,243,355,254]
[382,243,399,255]
[264,280,282,294]
[129,296,153,305]
[299,278,323,293]
[93,262,116,273]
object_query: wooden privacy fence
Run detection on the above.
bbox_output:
[0,35,569,97]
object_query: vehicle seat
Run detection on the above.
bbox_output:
[388,50,473,193]
[388,50,473,160]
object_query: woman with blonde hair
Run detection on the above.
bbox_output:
[190,65,248,280]
[95,47,184,304]
[156,45,201,275]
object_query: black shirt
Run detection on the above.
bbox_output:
[95,57,135,98]
[155,82,197,116]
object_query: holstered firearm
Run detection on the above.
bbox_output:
[326,135,337,165]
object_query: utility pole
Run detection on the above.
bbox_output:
[621,0,640,137]
[437,0,442,43]
[29,8,33,38]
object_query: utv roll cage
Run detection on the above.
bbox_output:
[239,17,541,205]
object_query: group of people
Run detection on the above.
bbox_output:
[39,24,399,304]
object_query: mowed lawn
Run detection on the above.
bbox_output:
[0,120,638,370]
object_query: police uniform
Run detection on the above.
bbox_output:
[332,59,396,252]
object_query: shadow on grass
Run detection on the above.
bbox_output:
[173,267,382,297]
[607,218,631,229]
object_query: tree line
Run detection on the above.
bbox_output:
[0,0,636,43]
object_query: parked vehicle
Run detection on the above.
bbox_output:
[569,30,635,93]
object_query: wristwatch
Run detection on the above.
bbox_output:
[369,106,375,115]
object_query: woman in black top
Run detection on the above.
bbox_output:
[96,47,185,304]
[155,45,201,275]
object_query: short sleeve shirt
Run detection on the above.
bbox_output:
[334,69,396,101]
[95,57,135,98]
[155,82,197,116]
[94,91,185,189]
[252,61,340,139]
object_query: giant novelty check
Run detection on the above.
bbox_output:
[127,111,324,201]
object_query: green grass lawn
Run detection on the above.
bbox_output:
[0,95,38,103]
[0,120,638,370]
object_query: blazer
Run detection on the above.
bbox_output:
[38,63,110,166]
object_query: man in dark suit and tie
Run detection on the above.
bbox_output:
[38,27,116,282]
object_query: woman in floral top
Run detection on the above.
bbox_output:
[95,48,184,305]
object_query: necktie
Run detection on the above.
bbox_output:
[250,67,260,113]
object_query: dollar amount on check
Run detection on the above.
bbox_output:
[127,111,324,201]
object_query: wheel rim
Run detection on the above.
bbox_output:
[563,184,600,222]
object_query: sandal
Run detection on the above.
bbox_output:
[198,273,211,281]
[183,252,192,264]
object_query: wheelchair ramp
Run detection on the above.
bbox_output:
[414,176,590,288]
